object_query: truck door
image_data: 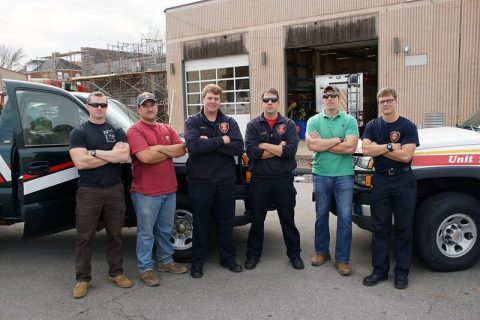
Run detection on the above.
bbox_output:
[11,87,89,236]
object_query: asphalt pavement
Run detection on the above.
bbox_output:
[0,182,479,320]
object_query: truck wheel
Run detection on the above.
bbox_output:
[171,208,193,261]
[415,192,480,271]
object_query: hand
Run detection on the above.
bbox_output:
[222,135,231,144]
[113,142,127,149]
[309,131,321,138]
[279,141,286,146]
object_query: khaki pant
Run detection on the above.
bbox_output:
[75,183,126,281]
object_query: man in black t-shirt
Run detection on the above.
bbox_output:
[69,92,133,298]
[361,87,419,290]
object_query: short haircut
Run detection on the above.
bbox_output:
[202,84,222,98]
[87,91,106,104]
[261,88,279,100]
[377,87,397,100]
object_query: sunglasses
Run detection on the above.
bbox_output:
[89,102,108,108]
[262,97,278,103]
[322,93,339,99]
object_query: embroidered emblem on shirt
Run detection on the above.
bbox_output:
[103,129,116,142]
[390,131,400,142]
[277,124,286,135]
[219,122,229,134]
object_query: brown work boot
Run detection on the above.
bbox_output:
[157,261,188,274]
[140,270,160,287]
[108,274,134,288]
[334,262,352,276]
[311,253,331,266]
[72,281,90,298]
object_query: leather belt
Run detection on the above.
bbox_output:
[375,166,411,176]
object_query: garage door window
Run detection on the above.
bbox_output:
[185,56,250,116]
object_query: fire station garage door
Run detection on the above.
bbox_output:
[184,55,250,138]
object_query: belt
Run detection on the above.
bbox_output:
[375,166,411,176]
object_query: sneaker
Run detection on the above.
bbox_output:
[157,261,188,274]
[108,274,133,288]
[334,262,352,276]
[72,281,90,298]
[311,253,331,266]
[140,270,160,286]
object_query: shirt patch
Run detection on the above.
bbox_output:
[276,124,286,135]
[390,131,400,142]
[103,129,116,143]
[219,122,229,134]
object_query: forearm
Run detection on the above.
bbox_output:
[259,143,283,157]
[96,148,130,163]
[329,136,358,155]
[329,143,356,154]
[151,144,186,158]
[306,137,340,152]
[382,150,414,163]
[261,150,276,159]
[70,149,108,170]
[362,143,389,157]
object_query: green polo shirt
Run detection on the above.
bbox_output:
[306,111,359,176]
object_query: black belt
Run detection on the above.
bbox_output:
[375,166,411,176]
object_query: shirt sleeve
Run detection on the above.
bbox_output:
[116,127,127,143]
[127,125,149,155]
[401,121,420,146]
[69,127,86,149]
[167,124,183,145]
[362,119,375,141]
[281,119,299,159]
[345,116,359,137]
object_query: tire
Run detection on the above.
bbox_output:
[415,192,480,272]
[172,196,193,261]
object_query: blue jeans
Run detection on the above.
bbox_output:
[131,192,176,273]
[313,174,354,263]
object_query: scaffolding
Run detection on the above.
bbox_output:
[73,38,168,123]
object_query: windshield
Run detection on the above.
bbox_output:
[107,98,140,129]
[72,93,139,131]
[459,110,480,132]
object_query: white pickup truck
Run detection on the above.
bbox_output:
[352,111,480,271]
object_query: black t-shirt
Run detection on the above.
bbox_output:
[69,121,127,187]
[362,116,419,171]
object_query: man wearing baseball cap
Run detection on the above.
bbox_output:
[306,85,359,276]
[127,92,188,286]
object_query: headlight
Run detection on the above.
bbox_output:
[356,156,373,169]
[354,173,372,187]
[354,156,373,187]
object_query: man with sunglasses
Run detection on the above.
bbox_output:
[306,85,359,276]
[127,92,188,287]
[362,87,419,289]
[69,91,133,298]
[244,88,303,270]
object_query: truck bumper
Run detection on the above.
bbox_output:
[352,184,373,231]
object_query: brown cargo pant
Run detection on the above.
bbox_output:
[75,183,126,282]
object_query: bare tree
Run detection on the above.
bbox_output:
[0,45,25,70]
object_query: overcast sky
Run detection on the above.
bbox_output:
[1,0,197,64]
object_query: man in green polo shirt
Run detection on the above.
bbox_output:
[306,85,359,276]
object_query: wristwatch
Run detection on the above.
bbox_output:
[89,150,96,157]
[386,143,394,152]
[339,137,345,143]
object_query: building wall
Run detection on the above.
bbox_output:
[166,0,480,133]
[0,67,27,82]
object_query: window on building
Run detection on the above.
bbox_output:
[185,55,250,117]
